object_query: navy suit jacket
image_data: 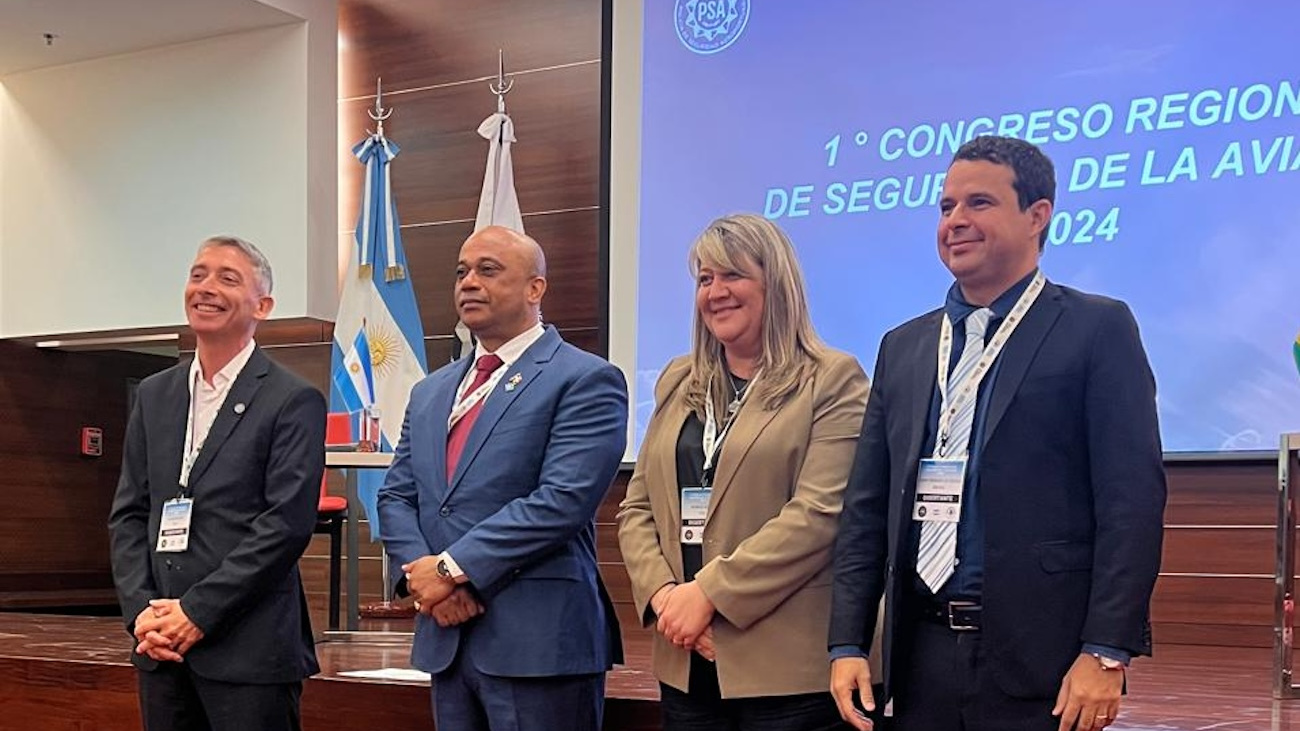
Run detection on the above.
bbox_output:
[379,325,627,677]
[830,281,1166,700]
[108,348,326,684]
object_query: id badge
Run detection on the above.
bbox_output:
[913,458,965,523]
[156,497,194,553]
[680,487,711,545]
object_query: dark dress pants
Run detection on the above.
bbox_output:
[892,618,1057,731]
[137,662,302,731]
[659,652,852,731]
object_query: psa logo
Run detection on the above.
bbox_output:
[674,0,750,55]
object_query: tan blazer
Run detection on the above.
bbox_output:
[618,349,872,698]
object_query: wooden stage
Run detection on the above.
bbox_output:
[2,613,1299,730]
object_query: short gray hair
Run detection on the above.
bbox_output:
[197,235,273,295]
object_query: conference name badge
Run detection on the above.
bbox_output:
[680,487,711,545]
[155,497,194,553]
[913,458,965,523]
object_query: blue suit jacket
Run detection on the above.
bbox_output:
[379,326,627,677]
[830,281,1167,700]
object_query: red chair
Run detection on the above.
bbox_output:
[316,413,353,631]
[315,474,347,631]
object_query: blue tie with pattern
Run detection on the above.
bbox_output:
[917,307,993,593]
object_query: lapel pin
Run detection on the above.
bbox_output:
[234,403,246,414]
[504,373,523,392]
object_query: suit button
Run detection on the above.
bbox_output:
[439,507,451,517]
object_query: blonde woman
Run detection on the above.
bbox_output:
[618,213,869,730]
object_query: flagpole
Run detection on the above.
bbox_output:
[325,76,430,638]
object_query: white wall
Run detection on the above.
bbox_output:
[0,12,336,338]
[259,0,338,322]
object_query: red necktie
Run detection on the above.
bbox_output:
[446,354,504,480]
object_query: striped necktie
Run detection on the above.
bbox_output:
[917,307,992,593]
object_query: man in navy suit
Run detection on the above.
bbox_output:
[109,236,326,730]
[378,225,627,731]
[828,136,1166,731]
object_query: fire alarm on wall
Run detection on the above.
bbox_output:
[81,427,103,457]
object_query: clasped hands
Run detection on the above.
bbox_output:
[651,581,716,661]
[403,556,485,628]
[133,599,204,662]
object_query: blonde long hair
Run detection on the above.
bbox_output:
[683,213,826,417]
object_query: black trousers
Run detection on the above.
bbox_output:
[659,652,852,731]
[137,663,302,731]
[892,619,1057,731]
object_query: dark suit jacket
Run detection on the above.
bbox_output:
[830,281,1166,700]
[109,347,326,684]
[378,325,627,677]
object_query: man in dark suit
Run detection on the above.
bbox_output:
[378,225,627,731]
[829,136,1166,731]
[109,236,326,731]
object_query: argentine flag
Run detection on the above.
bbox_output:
[330,132,429,538]
[334,328,376,413]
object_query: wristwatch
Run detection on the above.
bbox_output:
[436,558,453,580]
[1092,652,1125,671]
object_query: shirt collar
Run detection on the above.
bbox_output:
[474,322,545,368]
[190,339,257,391]
[944,269,1039,326]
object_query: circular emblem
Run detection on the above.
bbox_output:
[366,324,404,376]
[917,506,927,518]
[674,0,750,55]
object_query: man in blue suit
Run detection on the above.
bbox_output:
[378,225,627,731]
[829,137,1166,731]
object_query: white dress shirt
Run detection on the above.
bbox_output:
[180,339,256,488]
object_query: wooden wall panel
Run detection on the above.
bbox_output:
[1152,575,1272,627]
[0,341,172,605]
[339,0,601,100]
[339,61,601,229]
[1160,528,1276,575]
[1163,461,1275,525]
[177,317,332,351]
[1153,461,1279,645]
[1152,622,1269,648]
[263,342,334,391]
[393,209,602,335]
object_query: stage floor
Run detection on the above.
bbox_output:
[0,613,1297,730]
